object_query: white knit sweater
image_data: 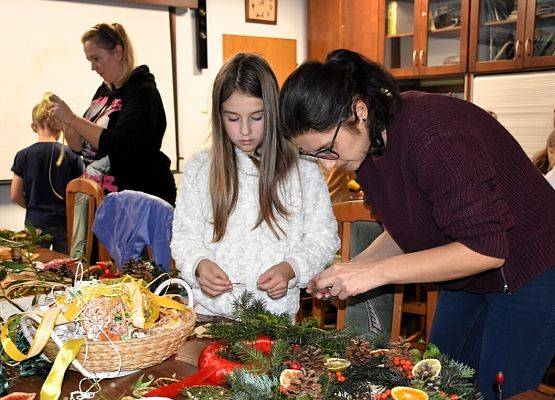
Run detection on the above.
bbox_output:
[171,148,339,318]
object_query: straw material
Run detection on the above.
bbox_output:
[43,307,196,373]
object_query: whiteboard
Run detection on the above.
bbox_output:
[0,0,177,181]
[472,71,555,157]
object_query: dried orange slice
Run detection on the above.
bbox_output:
[324,358,352,371]
[391,387,429,400]
[279,369,303,388]
[412,358,441,378]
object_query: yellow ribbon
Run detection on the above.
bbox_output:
[0,308,61,362]
[40,338,85,400]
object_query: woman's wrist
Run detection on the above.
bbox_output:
[67,113,77,127]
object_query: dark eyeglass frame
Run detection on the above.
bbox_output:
[298,118,343,160]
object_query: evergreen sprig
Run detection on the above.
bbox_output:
[207,290,350,355]
[227,369,278,400]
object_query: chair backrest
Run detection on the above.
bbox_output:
[332,200,379,261]
[66,177,110,262]
[92,190,174,271]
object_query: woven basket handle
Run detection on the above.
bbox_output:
[154,278,194,308]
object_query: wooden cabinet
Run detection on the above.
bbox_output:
[307,0,379,62]
[469,0,555,72]
[378,0,471,77]
[308,0,554,77]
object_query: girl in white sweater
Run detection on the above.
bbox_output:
[171,54,339,318]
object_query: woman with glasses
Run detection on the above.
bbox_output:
[279,49,555,400]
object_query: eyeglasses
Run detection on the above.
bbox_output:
[298,119,342,160]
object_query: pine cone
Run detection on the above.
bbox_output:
[123,259,155,282]
[346,337,375,365]
[285,377,303,397]
[386,340,414,364]
[298,344,325,373]
[300,368,323,400]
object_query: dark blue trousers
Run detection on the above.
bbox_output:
[430,267,555,400]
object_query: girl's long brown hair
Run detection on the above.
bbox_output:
[210,53,297,242]
[533,129,555,174]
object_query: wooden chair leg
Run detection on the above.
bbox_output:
[311,298,326,328]
[335,300,347,330]
[425,285,439,341]
[391,284,404,342]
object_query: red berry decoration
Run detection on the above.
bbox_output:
[289,360,301,370]
[335,371,346,383]
[385,389,392,397]
[496,371,504,385]
[449,395,459,400]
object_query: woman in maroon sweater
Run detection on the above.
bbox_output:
[279,49,555,400]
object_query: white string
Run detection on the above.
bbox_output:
[41,267,126,398]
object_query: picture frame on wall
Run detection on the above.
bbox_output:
[245,0,277,25]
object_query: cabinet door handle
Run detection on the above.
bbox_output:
[419,49,425,65]
[413,50,418,66]
[525,38,532,56]
[515,40,522,57]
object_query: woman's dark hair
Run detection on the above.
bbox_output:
[279,49,401,155]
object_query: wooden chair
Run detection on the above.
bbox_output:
[332,200,380,329]
[390,283,439,343]
[307,200,379,329]
[66,177,110,263]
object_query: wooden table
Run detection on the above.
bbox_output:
[5,247,210,398]
[10,338,209,399]
[7,249,555,399]
[34,247,68,263]
[510,391,554,400]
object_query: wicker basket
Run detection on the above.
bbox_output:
[21,278,196,379]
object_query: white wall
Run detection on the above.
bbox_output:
[174,0,308,164]
[0,0,307,230]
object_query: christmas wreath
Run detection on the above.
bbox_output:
[145,292,484,400]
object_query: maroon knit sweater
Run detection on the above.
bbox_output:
[356,91,555,293]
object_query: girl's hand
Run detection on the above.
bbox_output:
[257,262,295,300]
[196,259,232,297]
[47,94,76,125]
[307,261,386,300]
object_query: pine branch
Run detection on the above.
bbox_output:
[231,342,269,373]
[227,369,278,400]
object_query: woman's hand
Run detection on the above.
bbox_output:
[307,261,386,300]
[196,259,232,297]
[257,262,295,300]
[47,94,76,125]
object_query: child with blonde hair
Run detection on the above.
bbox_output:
[11,95,84,253]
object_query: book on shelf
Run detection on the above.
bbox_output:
[483,0,517,22]
[493,40,514,60]
[387,1,397,36]
[533,30,555,56]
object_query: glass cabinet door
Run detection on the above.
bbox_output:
[420,0,469,74]
[470,0,526,71]
[524,0,555,67]
[383,0,418,76]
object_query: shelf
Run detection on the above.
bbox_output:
[386,32,414,39]
[429,26,461,34]
[537,12,555,19]
[483,18,517,26]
